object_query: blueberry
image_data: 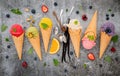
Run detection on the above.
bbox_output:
[89,6,92,9]
[6,55,9,59]
[73,66,77,69]
[64,69,68,72]
[99,64,102,67]
[54,2,58,6]
[7,45,11,48]
[106,17,109,20]
[106,14,109,17]
[70,51,73,55]
[105,28,111,33]
[57,54,60,56]
[76,11,79,14]
[115,57,118,62]
[111,14,114,17]
[34,57,37,61]
[31,9,36,14]
[6,14,10,18]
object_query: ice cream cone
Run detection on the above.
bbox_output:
[12,33,24,60]
[68,28,81,58]
[26,26,42,60]
[40,27,52,52]
[84,11,98,38]
[28,35,42,60]
[39,17,53,52]
[99,31,112,59]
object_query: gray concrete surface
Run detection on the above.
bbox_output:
[0,0,120,76]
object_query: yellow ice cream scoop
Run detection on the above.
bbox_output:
[39,17,52,30]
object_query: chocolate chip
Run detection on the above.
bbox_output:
[54,2,58,6]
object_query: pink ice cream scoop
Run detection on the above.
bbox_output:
[82,37,96,49]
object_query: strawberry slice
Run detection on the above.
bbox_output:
[41,5,48,13]
[87,53,95,61]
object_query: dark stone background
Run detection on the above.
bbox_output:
[0,0,120,76]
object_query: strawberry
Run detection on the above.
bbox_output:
[41,5,48,13]
[87,53,95,61]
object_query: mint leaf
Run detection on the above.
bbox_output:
[5,38,9,42]
[11,8,22,15]
[41,23,49,29]
[1,24,8,32]
[27,47,33,55]
[104,56,112,63]
[43,62,46,67]
[83,64,87,69]
[53,59,59,66]
[111,35,119,43]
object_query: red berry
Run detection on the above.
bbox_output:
[87,53,95,61]
[110,47,116,53]
[82,14,88,21]
[41,5,48,13]
[22,61,28,68]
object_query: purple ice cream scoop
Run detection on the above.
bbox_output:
[101,22,115,36]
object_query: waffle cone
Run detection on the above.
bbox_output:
[99,31,112,59]
[68,28,82,58]
[40,27,52,52]
[28,35,42,60]
[84,11,97,38]
[12,33,24,60]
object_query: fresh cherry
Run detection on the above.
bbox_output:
[22,61,28,68]
[82,14,88,21]
[110,47,116,53]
